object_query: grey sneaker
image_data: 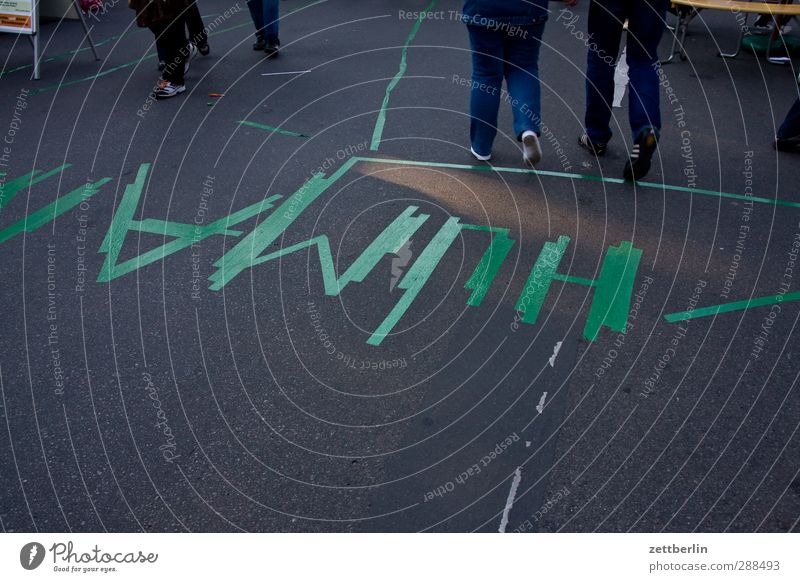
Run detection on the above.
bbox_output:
[522,130,542,166]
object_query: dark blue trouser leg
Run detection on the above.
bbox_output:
[626,0,668,140]
[247,0,264,40]
[585,0,668,143]
[262,0,280,45]
[778,97,800,139]
[504,22,546,139]
[467,25,504,156]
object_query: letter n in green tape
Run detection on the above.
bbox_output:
[515,236,642,341]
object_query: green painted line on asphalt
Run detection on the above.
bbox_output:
[516,235,571,325]
[369,0,439,151]
[0,165,70,211]
[554,273,597,287]
[462,225,515,307]
[237,120,309,138]
[585,241,641,341]
[368,215,461,345]
[353,157,800,209]
[0,177,111,245]
[664,291,800,323]
[97,162,283,282]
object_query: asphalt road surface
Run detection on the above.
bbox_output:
[1,0,799,532]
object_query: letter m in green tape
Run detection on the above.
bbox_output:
[515,236,642,341]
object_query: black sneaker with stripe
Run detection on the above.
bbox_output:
[578,133,607,156]
[623,128,658,181]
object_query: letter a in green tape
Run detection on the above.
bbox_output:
[97,163,281,282]
[515,236,642,341]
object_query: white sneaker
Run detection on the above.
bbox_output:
[154,79,186,100]
[184,42,197,74]
[470,147,491,161]
[522,130,542,166]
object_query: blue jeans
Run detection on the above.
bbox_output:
[584,0,668,144]
[778,98,800,139]
[467,22,546,157]
[247,0,280,45]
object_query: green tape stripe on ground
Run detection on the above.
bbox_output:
[665,291,800,323]
[238,121,309,138]
[352,157,800,209]
[369,0,439,151]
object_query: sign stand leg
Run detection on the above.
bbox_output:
[29,32,40,80]
[72,0,100,60]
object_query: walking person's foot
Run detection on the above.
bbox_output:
[154,79,186,100]
[470,147,491,162]
[578,133,607,156]
[521,130,542,166]
[623,128,658,181]
[197,41,210,56]
[253,37,266,50]
[264,41,280,58]
[775,134,800,152]
[183,42,198,74]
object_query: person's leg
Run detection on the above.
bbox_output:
[625,0,668,140]
[467,25,505,158]
[504,22,546,139]
[262,0,280,47]
[247,0,265,46]
[584,0,625,145]
[152,16,187,86]
[185,1,208,51]
[777,97,800,139]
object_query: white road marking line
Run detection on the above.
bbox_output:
[536,392,548,414]
[548,341,562,367]
[498,467,523,533]
[613,46,629,108]
[260,70,312,76]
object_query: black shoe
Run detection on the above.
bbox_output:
[253,37,266,51]
[776,135,800,153]
[578,133,607,156]
[197,42,210,56]
[623,128,658,181]
[264,43,280,58]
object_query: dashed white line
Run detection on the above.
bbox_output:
[498,467,523,533]
[536,392,548,414]
[548,341,562,367]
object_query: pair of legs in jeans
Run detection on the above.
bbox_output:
[467,22,546,158]
[247,0,280,49]
[584,0,668,146]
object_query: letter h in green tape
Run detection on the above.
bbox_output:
[515,236,642,341]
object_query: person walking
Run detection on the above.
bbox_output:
[577,0,669,180]
[156,1,208,71]
[130,0,194,99]
[247,0,280,56]
[463,0,578,165]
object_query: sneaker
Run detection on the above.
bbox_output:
[623,128,658,181]
[578,133,607,156]
[264,42,280,58]
[776,135,800,153]
[470,146,491,161]
[253,37,266,50]
[197,42,210,56]
[521,130,542,166]
[183,42,197,74]
[154,79,186,100]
